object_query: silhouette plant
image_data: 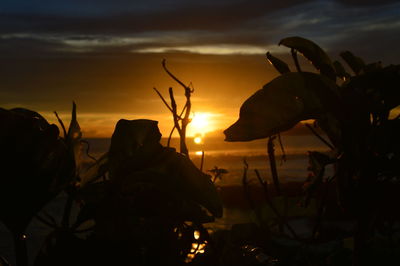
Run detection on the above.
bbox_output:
[0,103,80,266]
[154,59,194,157]
[224,36,400,266]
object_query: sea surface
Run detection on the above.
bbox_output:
[85,135,331,185]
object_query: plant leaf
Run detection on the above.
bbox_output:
[224,72,340,142]
[266,52,290,74]
[279,36,336,80]
[333,60,350,81]
[340,51,366,75]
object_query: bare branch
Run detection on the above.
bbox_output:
[167,126,175,147]
[153,87,173,113]
[162,59,189,92]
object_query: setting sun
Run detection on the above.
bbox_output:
[194,136,202,144]
[188,112,216,136]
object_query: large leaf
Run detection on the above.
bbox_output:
[224,72,340,142]
[266,52,290,74]
[0,108,73,233]
[107,119,223,219]
[279,36,336,80]
[340,51,366,75]
[333,60,350,81]
[342,64,400,114]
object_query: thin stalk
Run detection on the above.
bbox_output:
[267,137,281,196]
[291,49,302,72]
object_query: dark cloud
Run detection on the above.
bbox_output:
[335,0,399,7]
[0,0,312,34]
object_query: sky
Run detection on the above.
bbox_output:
[1,0,400,138]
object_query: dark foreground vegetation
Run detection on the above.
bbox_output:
[1,37,400,266]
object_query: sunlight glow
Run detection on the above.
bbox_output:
[194,136,202,144]
[188,112,218,136]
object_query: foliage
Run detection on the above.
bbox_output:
[1,94,222,265]
[224,36,400,265]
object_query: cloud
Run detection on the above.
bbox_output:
[0,0,312,34]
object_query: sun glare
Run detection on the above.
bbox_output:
[188,112,215,136]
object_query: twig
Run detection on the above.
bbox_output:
[153,87,174,113]
[305,124,335,150]
[162,59,193,94]
[167,126,175,147]
[157,60,192,157]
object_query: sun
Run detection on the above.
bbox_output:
[191,113,209,130]
[194,136,202,144]
[189,112,211,136]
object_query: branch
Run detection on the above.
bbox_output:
[153,87,173,113]
[162,59,189,92]
[167,126,175,147]
[169,87,182,134]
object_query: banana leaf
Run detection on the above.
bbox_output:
[266,52,291,74]
[279,36,336,80]
[340,51,366,75]
[224,72,340,142]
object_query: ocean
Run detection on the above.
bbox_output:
[85,134,331,186]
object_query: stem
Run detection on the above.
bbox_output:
[161,59,192,157]
[291,49,302,72]
[267,137,281,196]
[167,126,175,147]
[153,87,174,113]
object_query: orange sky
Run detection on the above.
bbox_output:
[1,52,281,138]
